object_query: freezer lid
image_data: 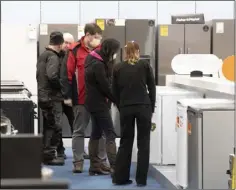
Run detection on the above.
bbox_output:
[1,80,24,86]
[1,86,25,90]
[178,98,234,108]
[156,86,201,96]
[1,93,30,101]
[188,101,234,113]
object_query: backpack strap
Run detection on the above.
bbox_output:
[70,42,81,60]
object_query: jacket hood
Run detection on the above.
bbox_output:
[85,50,104,68]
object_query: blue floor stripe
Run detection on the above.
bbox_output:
[47,149,163,189]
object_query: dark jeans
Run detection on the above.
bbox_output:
[57,103,74,155]
[90,110,116,142]
[40,101,63,161]
[114,105,152,185]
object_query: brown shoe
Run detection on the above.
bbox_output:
[73,160,84,173]
[88,139,110,176]
[106,141,117,177]
[100,160,111,172]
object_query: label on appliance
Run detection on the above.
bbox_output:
[187,121,192,135]
[28,24,37,40]
[216,22,224,34]
[115,19,125,26]
[77,25,84,40]
[160,25,168,37]
[40,24,48,35]
[96,19,105,30]
[151,123,156,132]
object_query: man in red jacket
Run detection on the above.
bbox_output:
[63,23,109,173]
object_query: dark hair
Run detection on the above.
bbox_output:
[124,41,140,64]
[84,23,102,35]
[100,38,120,60]
[49,31,64,45]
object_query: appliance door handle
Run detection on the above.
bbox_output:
[120,48,123,62]
[179,48,183,54]
[186,48,190,54]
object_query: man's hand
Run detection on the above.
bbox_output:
[64,99,72,107]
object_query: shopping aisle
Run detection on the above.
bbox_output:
[48,149,163,189]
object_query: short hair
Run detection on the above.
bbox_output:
[84,23,102,36]
[124,41,140,64]
[63,33,74,42]
[49,31,64,45]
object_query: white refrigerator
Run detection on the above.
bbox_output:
[176,98,234,189]
[149,86,203,165]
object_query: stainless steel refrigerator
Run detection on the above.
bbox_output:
[156,24,211,85]
[95,19,156,71]
[38,24,91,138]
[187,102,234,189]
[212,19,235,60]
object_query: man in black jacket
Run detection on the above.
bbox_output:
[36,31,65,166]
[56,33,75,160]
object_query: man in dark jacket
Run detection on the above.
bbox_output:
[36,31,65,166]
[56,33,75,160]
[61,23,109,173]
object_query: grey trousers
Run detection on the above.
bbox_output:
[72,105,107,162]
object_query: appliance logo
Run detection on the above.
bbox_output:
[176,17,200,22]
[171,13,205,24]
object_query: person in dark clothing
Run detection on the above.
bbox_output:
[112,41,156,186]
[55,33,75,160]
[36,31,65,166]
[84,38,120,176]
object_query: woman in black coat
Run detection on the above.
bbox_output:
[84,38,120,176]
[112,41,156,186]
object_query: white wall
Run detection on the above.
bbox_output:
[1,23,38,95]
[2,1,234,25]
[1,1,235,92]
[40,1,80,24]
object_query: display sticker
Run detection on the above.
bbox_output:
[115,19,125,26]
[151,123,156,132]
[160,25,168,37]
[216,22,224,34]
[96,19,105,30]
[176,116,180,128]
[77,25,84,40]
[187,121,192,135]
[40,24,48,35]
[28,24,37,40]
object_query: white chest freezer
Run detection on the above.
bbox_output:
[132,86,203,164]
[150,86,203,165]
[176,98,234,189]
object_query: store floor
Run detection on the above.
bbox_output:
[48,149,163,189]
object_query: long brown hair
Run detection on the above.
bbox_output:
[124,41,140,64]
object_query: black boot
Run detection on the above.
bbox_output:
[58,152,67,160]
[113,179,133,185]
[44,157,65,166]
[43,130,65,166]
[57,147,66,160]
[43,149,65,166]
[88,139,110,176]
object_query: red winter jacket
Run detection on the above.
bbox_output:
[66,36,101,105]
